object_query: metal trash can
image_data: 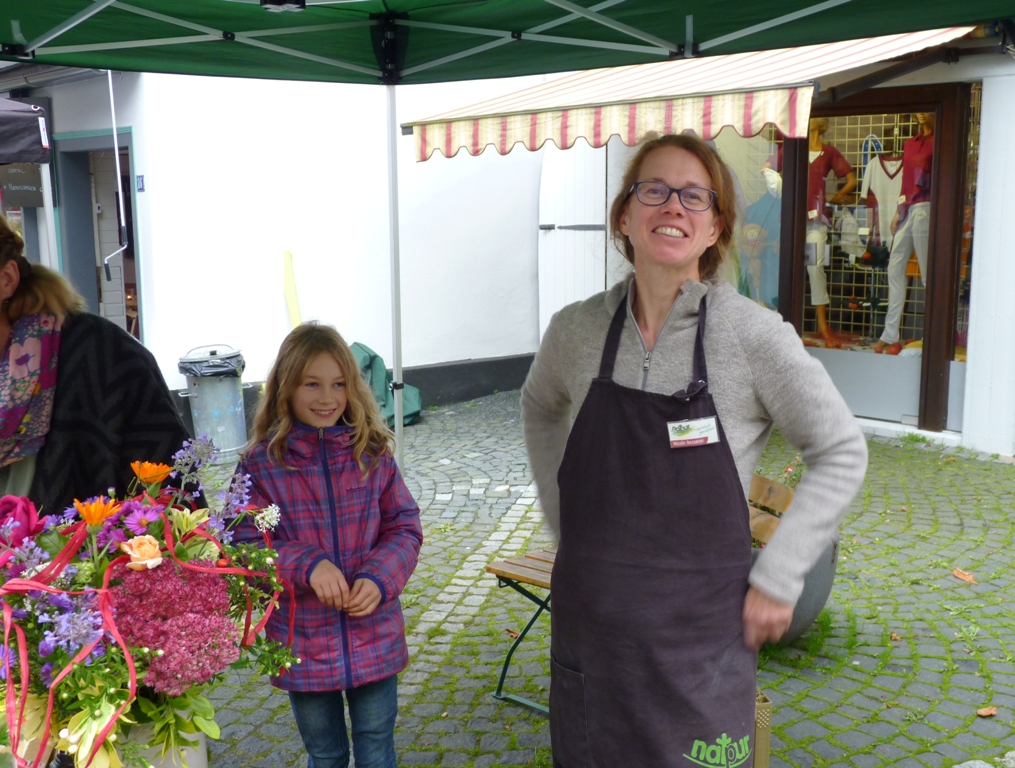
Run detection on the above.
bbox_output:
[178,345,248,463]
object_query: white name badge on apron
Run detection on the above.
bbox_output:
[667,417,720,448]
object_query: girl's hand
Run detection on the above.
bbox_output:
[309,559,350,610]
[742,586,794,649]
[346,578,382,617]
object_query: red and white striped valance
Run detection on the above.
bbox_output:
[407,26,971,162]
[413,85,813,161]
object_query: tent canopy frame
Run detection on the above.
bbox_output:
[3,0,948,84]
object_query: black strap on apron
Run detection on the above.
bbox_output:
[550,289,757,768]
[599,294,708,399]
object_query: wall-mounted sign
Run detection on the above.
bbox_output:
[0,164,44,208]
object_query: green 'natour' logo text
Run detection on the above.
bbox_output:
[683,733,752,768]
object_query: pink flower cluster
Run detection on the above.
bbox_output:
[109,561,240,696]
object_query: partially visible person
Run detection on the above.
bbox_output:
[0,214,191,513]
[235,322,422,768]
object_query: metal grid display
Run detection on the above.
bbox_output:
[802,93,983,355]
[802,112,924,344]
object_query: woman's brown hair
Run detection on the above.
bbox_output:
[0,214,87,320]
[608,133,737,281]
[250,322,394,473]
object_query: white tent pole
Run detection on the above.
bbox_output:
[39,164,60,270]
[103,70,128,280]
[386,83,405,466]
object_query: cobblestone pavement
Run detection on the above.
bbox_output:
[205,392,1015,768]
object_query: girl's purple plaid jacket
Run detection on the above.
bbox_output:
[235,422,422,692]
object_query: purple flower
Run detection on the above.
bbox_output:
[0,646,17,680]
[47,593,75,612]
[205,514,233,545]
[39,662,54,687]
[124,507,161,536]
[11,609,28,621]
[11,540,49,572]
[217,473,251,520]
[0,519,21,540]
[38,595,103,656]
[171,435,217,492]
[97,526,128,549]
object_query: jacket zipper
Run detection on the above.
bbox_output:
[320,427,355,689]
[627,289,681,390]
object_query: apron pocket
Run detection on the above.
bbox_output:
[550,658,591,768]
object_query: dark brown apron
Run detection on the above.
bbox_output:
[550,294,757,768]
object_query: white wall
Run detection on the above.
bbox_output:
[395,80,543,371]
[960,73,1015,455]
[43,72,546,389]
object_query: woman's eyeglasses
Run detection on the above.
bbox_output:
[629,181,718,212]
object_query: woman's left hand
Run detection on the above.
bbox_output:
[346,578,383,617]
[742,586,794,649]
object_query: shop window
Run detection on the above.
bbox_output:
[712,125,781,309]
[795,112,932,353]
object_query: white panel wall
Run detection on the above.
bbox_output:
[960,73,1015,456]
[537,141,607,338]
[42,72,546,389]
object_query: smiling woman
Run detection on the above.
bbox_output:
[521,132,869,766]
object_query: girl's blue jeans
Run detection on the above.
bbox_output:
[288,675,399,768]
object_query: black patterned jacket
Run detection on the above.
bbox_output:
[28,312,191,515]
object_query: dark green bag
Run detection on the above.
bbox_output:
[350,342,422,428]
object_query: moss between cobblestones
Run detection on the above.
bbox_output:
[202,393,1015,767]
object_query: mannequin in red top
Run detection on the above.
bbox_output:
[765,118,856,348]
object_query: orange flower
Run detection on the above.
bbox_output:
[130,461,173,485]
[74,496,122,527]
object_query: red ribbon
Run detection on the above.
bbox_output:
[0,509,295,768]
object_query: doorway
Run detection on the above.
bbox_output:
[55,132,142,341]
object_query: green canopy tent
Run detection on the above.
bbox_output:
[2,0,1012,460]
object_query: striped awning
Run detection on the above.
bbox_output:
[406,26,971,162]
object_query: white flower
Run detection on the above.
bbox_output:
[254,504,281,533]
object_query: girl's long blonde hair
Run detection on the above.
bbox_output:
[250,322,394,473]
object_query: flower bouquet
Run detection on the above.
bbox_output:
[0,437,297,768]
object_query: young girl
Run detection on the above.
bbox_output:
[236,322,422,768]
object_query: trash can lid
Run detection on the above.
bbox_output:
[178,345,245,377]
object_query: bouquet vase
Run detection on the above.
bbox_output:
[48,729,208,768]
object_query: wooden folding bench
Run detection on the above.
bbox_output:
[485,549,554,714]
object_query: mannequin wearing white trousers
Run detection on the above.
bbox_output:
[875,112,935,351]
[806,222,829,306]
[879,202,929,345]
